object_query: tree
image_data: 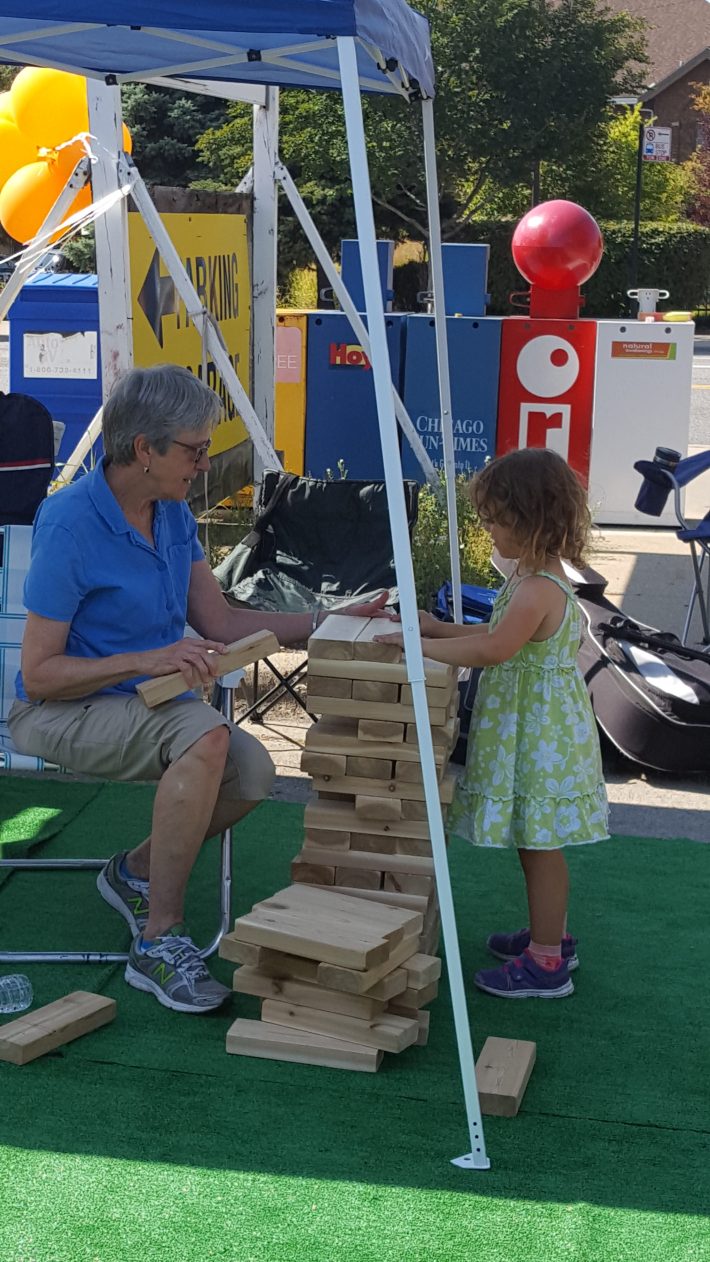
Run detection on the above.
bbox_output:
[685,84,710,227]
[121,83,228,186]
[196,0,649,260]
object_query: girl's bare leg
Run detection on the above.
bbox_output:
[518,848,569,946]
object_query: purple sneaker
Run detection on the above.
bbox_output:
[486,927,579,971]
[474,951,574,999]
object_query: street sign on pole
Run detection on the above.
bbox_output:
[643,125,673,162]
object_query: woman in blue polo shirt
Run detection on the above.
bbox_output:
[8,364,388,1014]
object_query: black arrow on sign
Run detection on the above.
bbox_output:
[137,249,178,348]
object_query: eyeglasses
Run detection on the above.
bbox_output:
[172,439,212,464]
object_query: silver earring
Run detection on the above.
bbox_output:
[143,466,150,474]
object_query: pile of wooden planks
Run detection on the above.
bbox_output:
[292,614,462,958]
[222,882,441,1072]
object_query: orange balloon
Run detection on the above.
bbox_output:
[0,118,37,189]
[0,154,90,244]
[122,122,133,155]
[11,67,89,150]
[0,90,15,122]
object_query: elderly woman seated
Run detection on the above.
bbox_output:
[8,364,386,1014]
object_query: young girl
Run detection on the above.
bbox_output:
[377,447,608,999]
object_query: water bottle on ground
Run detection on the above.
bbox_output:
[0,974,33,1014]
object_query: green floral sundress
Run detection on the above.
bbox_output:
[448,571,609,850]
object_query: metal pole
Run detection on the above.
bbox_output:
[629,119,645,314]
[421,99,463,623]
[337,35,489,1171]
[252,86,279,491]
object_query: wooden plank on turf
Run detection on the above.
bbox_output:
[0,992,116,1065]
[231,966,387,1019]
[137,630,280,709]
[261,999,419,1053]
[355,794,402,823]
[273,880,422,939]
[307,696,448,725]
[387,1005,431,1046]
[353,619,402,663]
[395,978,439,1008]
[230,901,390,970]
[475,1037,537,1117]
[323,886,430,915]
[308,615,370,661]
[404,953,441,987]
[317,933,420,995]
[226,1018,382,1072]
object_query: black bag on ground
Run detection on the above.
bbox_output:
[577,592,710,774]
[0,392,55,525]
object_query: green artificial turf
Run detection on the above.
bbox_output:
[0,780,708,1262]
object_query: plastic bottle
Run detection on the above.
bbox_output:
[0,974,33,1014]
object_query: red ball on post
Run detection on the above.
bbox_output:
[511,200,603,317]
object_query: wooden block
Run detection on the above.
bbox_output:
[394,837,433,857]
[317,933,420,995]
[231,966,387,1019]
[353,619,402,663]
[307,716,444,767]
[219,935,265,966]
[405,953,442,987]
[317,791,352,802]
[346,756,394,780]
[226,1018,382,1072]
[261,999,419,1054]
[355,794,402,823]
[418,909,441,957]
[405,716,459,748]
[384,871,436,897]
[357,718,405,743]
[335,867,383,890]
[137,630,280,708]
[351,831,396,854]
[0,992,116,1065]
[324,886,429,915]
[305,798,432,841]
[308,615,370,661]
[364,967,408,1002]
[273,880,421,940]
[220,937,321,980]
[401,673,457,700]
[352,679,399,704]
[309,656,453,687]
[304,828,351,851]
[290,859,336,885]
[395,759,445,784]
[308,696,448,725]
[396,978,439,1008]
[231,892,391,970]
[475,1036,537,1117]
[306,674,352,699]
[300,751,348,778]
[297,845,434,881]
[314,769,457,805]
[387,1004,431,1045]
[401,799,428,821]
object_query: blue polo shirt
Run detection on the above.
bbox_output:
[16,458,204,700]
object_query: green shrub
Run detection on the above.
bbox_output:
[411,474,495,610]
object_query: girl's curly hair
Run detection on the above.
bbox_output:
[470,448,592,570]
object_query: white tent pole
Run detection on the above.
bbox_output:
[275,158,438,485]
[125,158,282,473]
[421,98,463,624]
[337,35,489,1172]
[87,78,134,397]
[251,85,279,490]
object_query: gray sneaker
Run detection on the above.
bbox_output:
[97,851,150,936]
[125,926,232,1013]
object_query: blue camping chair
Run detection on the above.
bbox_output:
[634,448,710,649]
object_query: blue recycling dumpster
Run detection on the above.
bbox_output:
[401,314,502,482]
[8,272,102,469]
[304,312,405,480]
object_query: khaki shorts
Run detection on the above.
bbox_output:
[8,694,275,804]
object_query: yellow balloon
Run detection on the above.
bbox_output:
[0,153,90,244]
[0,90,15,122]
[10,68,90,150]
[0,118,37,189]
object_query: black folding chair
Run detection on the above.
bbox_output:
[213,473,419,723]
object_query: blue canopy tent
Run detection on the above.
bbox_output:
[0,1,488,1168]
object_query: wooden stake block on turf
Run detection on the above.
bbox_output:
[231,966,387,1019]
[475,1037,537,1117]
[335,867,383,890]
[404,953,442,987]
[322,886,429,915]
[353,619,402,663]
[0,992,116,1065]
[300,751,348,778]
[226,1019,382,1072]
[230,898,390,970]
[137,630,280,708]
[317,933,420,995]
[354,794,402,823]
[291,858,336,885]
[308,615,370,661]
[261,999,419,1053]
[384,872,436,897]
[395,978,439,1008]
[387,1004,431,1046]
[306,674,352,699]
[352,679,400,704]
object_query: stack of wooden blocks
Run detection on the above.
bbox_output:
[221,881,441,1072]
[293,613,461,959]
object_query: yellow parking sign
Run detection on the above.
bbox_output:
[128,212,251,457]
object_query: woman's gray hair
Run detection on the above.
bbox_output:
[103,364,223,465]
